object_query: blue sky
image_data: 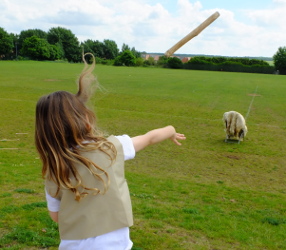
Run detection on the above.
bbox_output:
[1,0,285,57]
[195,0,273,10]
[154,0,274,14]
[145,0,274,21]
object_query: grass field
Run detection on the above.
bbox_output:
[0,61,285,250]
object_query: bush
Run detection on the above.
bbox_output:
[113,50,136,66]
[20,36,51,60]
[143,60,151,67]
[185,56,274,74]
[157,56,168,68]
[135,57,144,67]
[113,56,123,66]
[167,57,183,69]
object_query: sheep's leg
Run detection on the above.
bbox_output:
[225,121,230,139]
[238,130,244,141]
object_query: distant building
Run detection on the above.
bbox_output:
[153,55,160,61]
[182,57,191,63]
[142,54,160,61]
[143,54,150,60]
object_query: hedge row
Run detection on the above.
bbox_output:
[184,60,275,74]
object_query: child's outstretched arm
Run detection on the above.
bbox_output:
[131,125,186,152]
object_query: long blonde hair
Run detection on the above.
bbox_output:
[35,53,116,201]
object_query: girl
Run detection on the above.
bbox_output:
[35,54,186,250]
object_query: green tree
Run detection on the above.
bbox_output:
[47,27,81,62]
[93,40,105,58]
[18,29,47,53]
[273,46,286,75]
[9,33,19,59]
[131,47,141,58]
[20,36,51,60]
[49,43,64,60]
[81,39,105,58]
[82,39,95,54]
[114,50,136,66]
[121,43,130,52]
[0,27,14,59]
[121,44,141,58]
[103,39,119,59]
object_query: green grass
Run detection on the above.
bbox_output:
[0,61,286,249]
[266,61,274,66]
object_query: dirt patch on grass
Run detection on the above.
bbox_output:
[225,155,241,160]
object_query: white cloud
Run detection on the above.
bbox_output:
[0,0,285,57]
[273,0,286,4]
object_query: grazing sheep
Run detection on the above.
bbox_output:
[223,111,247,141]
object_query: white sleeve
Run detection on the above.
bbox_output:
[115,135,136,161]
[45,189,60,212]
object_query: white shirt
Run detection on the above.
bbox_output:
[45,135,135,250]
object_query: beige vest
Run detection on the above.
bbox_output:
[45,136,133,240]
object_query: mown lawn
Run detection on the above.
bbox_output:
[0,61,285,249]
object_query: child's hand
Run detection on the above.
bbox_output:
[132,126,186,152]
[170,133,186,145]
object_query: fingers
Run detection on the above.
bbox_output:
[174,140,182,146]
[176,133,186,140]
[171,133,186,145]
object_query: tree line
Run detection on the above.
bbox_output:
[0,26,285,74]
[0,26,138,62]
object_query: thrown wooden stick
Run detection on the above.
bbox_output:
[165,11,220,57]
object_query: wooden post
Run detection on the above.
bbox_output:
[165,11,220,57]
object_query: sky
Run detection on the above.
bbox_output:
[1,0,286,57]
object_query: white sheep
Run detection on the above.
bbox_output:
[223,111,248,142]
